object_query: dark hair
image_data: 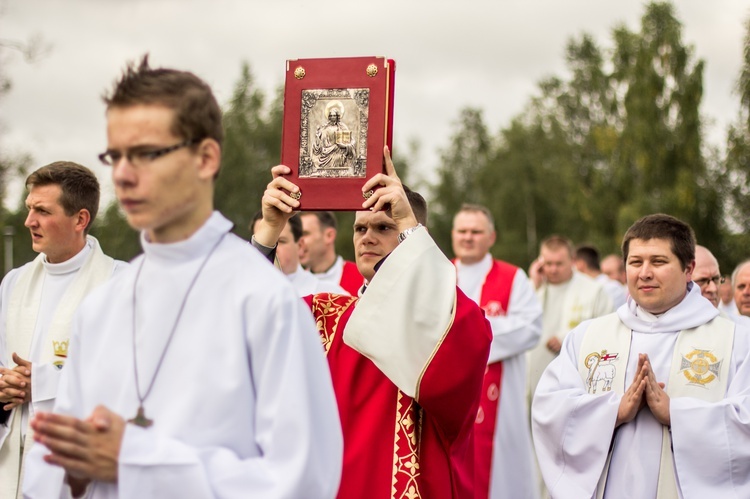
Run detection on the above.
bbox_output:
[305,211,338,231]
[621,213,695,270]
[575,245,601,271]
[287,214,303,242]
[454,203,494,231]
[249,211,302,243]
[103,55,223,148]
[541,235,574,258]
[26,162,100,233]
[403,184,428,227]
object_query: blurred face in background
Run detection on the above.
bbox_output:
[452,210,496,265]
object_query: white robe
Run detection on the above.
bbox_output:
[0,239,124,441]
[23,212,343,499]
[528,271,613,396]
[532,284,750,499]
[456,254,542,499]
[595,274,627,309]
[314,255,347,287]
[287,264,348,296]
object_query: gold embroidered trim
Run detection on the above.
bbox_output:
[391,391,422,499]
[311,293,357,356]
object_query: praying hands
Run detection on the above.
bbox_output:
[31,405,125,494]
[616,353,670,428]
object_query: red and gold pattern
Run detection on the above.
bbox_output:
[392,391,422,499]
[310,293,357,354]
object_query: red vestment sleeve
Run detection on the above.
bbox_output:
[417,287,491,439]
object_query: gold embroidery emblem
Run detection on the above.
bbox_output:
[53,340,69,357]
[680,349,722,386]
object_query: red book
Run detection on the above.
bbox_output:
[281,56,396,210]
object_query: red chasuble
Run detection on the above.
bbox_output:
[472,260,517,499]
[305,289,491,499]
[339,260,365,296]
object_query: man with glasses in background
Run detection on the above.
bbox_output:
[693,245,724,309]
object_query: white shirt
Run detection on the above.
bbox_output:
[23,213,343,498]
[288,264,348,296]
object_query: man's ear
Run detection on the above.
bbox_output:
[75,209,91,234]
[323,227,337,245]
[685,259,696,280]
[196,138,221,180]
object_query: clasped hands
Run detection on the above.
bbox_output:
[31,405,125,493]
[0,353,32,410]
[615,353,670,427]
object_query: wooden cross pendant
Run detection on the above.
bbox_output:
[128,406,153,428]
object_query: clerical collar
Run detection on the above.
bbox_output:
[315,255,343,277]
[140,212,233,264]
[42,238,92,276]
[636,306,663,322]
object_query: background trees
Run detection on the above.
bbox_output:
[431,2,736,270]
[2,1,750,274]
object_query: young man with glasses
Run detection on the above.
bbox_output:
[23,56,342,498]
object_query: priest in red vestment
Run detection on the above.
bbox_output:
[254,147,492,498]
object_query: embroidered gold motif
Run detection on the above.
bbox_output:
[311,294,357,355]
[680,349,722,386]
[53,340,69,357]
[584,349,619,394]
[392,391,422,499]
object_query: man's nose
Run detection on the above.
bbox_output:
[24,212,36,228]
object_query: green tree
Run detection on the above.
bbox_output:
[722,15,750,270]
[431,1,722,269]
[216,62,283,241]
[89,203,141,261]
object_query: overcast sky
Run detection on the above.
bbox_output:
[1,0,748,206]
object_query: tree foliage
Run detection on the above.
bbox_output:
[430,1,725,269]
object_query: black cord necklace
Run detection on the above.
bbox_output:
[128,232,227,427]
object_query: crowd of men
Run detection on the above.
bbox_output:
[1,57,749,498]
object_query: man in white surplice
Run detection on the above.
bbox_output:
[250,211,347,297]
[23,56,342,498]
[0,162,124,499]
[451,204,542,499]
[532,213,750,498]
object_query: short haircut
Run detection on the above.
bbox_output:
[454,203,494,231]
[732,260,750,287]
[621,213,695,270]
[287,214,303,242]
[26,162,100,234]
[304,211,338,231]
[575,245,601,271]
[541,235,574,258]
[403,184,428,227]
[103,55,223,148]
[249,211,302,243]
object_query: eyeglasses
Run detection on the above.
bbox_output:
[98,138,202,168]
[694,275,725,288]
